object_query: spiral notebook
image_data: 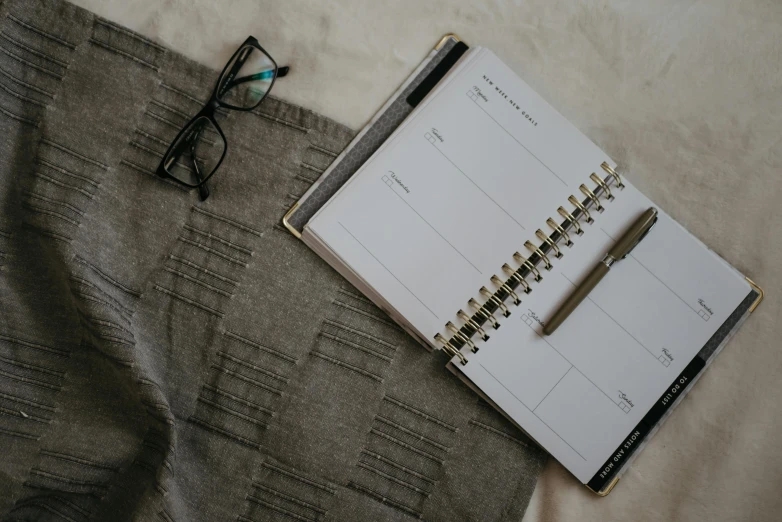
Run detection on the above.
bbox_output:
[284,39,763,495]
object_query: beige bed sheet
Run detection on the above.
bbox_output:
[70,0,782,520]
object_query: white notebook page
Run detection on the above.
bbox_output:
[306,47,750,482]
[456,184,749,482]
[307,47,613,343]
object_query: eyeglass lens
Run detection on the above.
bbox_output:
[162,116,226,187]
[217,45,277,109]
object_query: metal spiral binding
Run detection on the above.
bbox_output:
[558,206,583,236]
[547,218,573,247]
[458,309,488,341]
[502,263,531,294]
[435,164,624,365]
[569,195,593,224]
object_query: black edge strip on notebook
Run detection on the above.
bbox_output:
[587,289,758,492]
[587,357,705,492]
[406,41,469,107]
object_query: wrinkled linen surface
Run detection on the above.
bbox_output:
[68,0,782,521]
[0,0,547,520]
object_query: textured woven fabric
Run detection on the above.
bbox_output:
[0,0,545,520]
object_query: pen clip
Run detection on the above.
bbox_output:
[622,215,658,259]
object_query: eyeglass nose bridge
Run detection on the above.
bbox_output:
[206,98,221,112]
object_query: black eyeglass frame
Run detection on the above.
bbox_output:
[156,36,289,200]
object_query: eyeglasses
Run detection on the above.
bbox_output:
[156,36,289,200]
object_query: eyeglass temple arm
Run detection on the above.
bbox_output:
[197,176,210,201]
[223,66,290,92]
[218,43,289,95]
[217,46,251,98]
[166,127,211,199]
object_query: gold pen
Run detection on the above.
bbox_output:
[543,207,659,335]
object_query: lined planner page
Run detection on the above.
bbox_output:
[456,185,750,482]
[307,47,612,343]
[436,54,751,481]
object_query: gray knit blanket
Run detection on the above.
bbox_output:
[0,0,545,519]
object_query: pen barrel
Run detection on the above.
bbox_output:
[543,262,610,335]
